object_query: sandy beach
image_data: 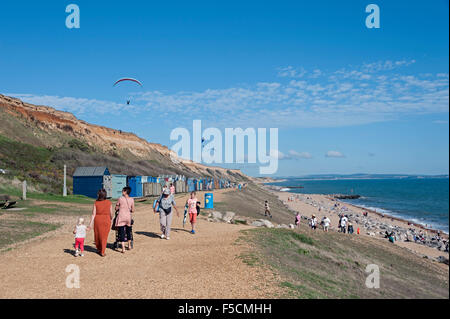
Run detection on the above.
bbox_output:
[269,189,449,261]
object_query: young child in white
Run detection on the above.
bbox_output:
[73,217,88,257]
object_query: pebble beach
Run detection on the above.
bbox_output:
[266,187,449,263]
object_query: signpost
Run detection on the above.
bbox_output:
[63,165,67,197]
[22,180,27,200]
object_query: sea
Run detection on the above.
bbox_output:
[268,177,449,233]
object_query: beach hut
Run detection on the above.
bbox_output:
[111,174,127,199]
[73,167,110,198]
[127,176,143,198]
[103,174,127,199]
[187,178,196,192]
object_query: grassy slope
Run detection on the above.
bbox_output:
[216,184,449,299]
[0,220,59,251]
[0,131,195,194]
[0,107,247,191]
[240,227,448,298]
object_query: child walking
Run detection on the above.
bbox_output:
[73,217,88,257]
[186,191,198,234]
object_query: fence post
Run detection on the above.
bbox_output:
[22,180,27,200]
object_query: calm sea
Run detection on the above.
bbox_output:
[269,178,449,233]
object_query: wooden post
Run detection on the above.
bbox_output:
[22,180,27,200]
[63,165,67,197]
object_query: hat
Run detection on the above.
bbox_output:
[163,188,171,195]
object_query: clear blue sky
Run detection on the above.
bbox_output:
[1,0,448,176]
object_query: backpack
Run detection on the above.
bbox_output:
[153,195,163,213]
[159,195,173,214]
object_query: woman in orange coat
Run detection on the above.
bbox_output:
[88,189,113,256]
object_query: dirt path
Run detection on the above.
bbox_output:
[0,189,281,298]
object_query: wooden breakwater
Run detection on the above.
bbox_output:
[332,194,361,199]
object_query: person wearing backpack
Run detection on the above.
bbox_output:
[154,188,179,240]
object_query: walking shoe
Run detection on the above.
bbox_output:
[74,249,79,257]
[166,237,170,240]
[160,234,166,239]
[80,253,84,257]
[191,230,196,234]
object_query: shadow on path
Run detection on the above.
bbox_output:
[171,228,193,234]
[135,231,161,239]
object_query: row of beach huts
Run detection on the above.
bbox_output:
[72,167,242,199]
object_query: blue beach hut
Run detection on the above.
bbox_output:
[73,166,110,198]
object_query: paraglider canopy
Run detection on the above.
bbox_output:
[113,78,143,87]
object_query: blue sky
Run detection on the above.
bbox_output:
[1,0,448,176]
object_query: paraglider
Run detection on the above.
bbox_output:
[113,78,143,87]
[114,78,143,105]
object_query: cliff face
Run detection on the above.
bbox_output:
[0,94,246,180]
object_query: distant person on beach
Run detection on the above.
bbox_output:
[73,217,88,257]
[322,216,331,232]
[170,183,175,194]
[310,214,317,230]
[186,191,198,234]
[340,215,348,233]
[264,201,272,218]
[154,188,179,240]
[88,189,112,256]
[295,212,301,228]
[115,187,135,253]
[347,221,354,234]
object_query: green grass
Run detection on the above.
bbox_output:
[0,135,62,192]
[238,252,261,267]
[26,193,93,204]
[237,226,449,299]
[297,248,310,255]
[9,200,90,217]
[0,183,92,204]
[0,219,59,250]
[280,281,325,299]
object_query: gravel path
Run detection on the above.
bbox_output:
[0,190,281,298]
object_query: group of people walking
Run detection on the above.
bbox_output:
[291,211,355,234]
[72,186,201,257]
[73,187,135,257]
